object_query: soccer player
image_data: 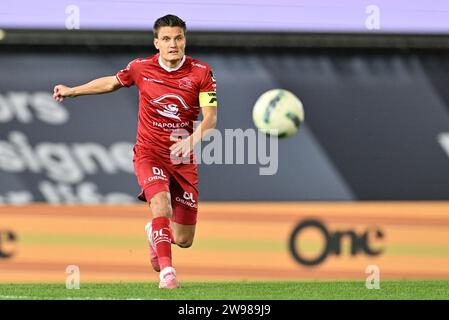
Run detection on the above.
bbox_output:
[52,15,217,289]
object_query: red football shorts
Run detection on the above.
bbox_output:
[133,145,198,225]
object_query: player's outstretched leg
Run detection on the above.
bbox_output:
[149,191,180,289]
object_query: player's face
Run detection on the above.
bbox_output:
[154,26,186,67]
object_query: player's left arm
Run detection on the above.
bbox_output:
[193,105,217,143]
[170,105,217,157]
[170,66,218,157]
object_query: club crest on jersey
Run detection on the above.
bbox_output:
[151,94,190,121]
[179,77,193,89]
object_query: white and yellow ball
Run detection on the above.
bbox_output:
[252,89,304,138]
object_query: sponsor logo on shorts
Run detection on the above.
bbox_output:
[183,191,196,203]
[144,167,168,184]
[175,191,197,208]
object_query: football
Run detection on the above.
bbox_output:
[252,89,304,138]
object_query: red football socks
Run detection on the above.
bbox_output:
[152,217,173,270]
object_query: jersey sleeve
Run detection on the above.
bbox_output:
[199,67,217,107]
[116,59,138,87]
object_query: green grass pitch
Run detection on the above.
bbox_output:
[0,281,448,300]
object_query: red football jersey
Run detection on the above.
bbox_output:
[116,53,217,158]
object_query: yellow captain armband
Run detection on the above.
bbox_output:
[199,91,217,107]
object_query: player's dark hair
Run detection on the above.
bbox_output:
[153,14,186,38]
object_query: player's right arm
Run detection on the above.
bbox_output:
[53,76,122,102]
